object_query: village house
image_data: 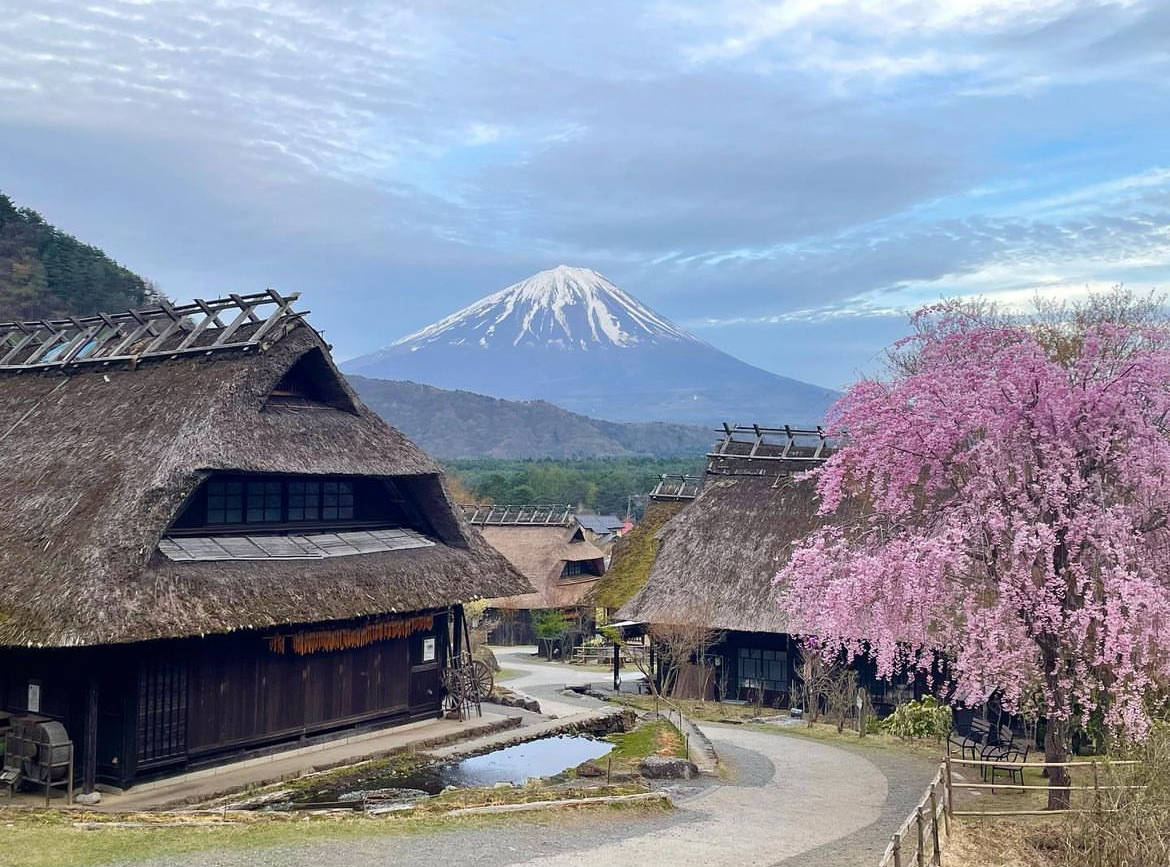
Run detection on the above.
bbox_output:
[461,504,607,647]
[0,292,528,793]
[618,426,912,710]
[573,513,628,552]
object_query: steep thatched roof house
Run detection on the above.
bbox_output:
[0,293,528,792]
[586,475,699,613]
[461,504,607,644]
[617,426,839,703]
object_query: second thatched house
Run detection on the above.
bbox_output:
[619,425,911,708]
[0,293,528,793]
[462,504,608,646]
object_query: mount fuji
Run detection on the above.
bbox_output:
[343,266,838,426]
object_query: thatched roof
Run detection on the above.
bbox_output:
[617,424,837,634]
[0,300,529,647]
[479,524,607,610]
[586,499,688,610]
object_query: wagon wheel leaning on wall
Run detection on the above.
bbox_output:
[442,665,466,708]
[466,659,494,702]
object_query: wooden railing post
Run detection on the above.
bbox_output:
[916,806,926,867]
[892,832,903,867]
[1091,759,1100,814]
[943,755,954,826]
[930,788,942,865]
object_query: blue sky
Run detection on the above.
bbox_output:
[1,0,1168,389]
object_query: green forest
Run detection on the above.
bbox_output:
[444,456,705,517]
[0,192,153,321]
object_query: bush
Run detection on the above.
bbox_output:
[1055,722,1170,867]
[880,696,952,741]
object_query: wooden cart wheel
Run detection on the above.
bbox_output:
[442,667,465,704]
[467,659,494,701]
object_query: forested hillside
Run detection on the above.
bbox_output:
[0,193,153,321]
[445,456,706,517]
[349,376,715,459]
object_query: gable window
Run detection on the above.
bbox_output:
[561,559,601,578]
[205,477,360,526]
[172,474,427,535]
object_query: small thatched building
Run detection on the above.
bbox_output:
[619,426,846,704]
[461,505,607,645]
[0,293,528,791]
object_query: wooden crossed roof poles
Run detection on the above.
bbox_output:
[460,504,574,526]
[650,474,702,501]
[708,423,831,461]
[0,290,304,371]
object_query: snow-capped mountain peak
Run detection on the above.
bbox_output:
[391,265,693,352]
[343,266,839,426]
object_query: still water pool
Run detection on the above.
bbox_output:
[296,734,614,808]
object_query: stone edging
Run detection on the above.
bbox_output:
[446,791,672,816]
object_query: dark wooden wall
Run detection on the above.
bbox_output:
[0,610,449,789]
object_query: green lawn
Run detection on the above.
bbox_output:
[603,719,687,774]
[1,793,671,867]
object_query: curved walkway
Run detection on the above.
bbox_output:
[110,652,937,867]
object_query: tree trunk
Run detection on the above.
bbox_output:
[1044,718,1072,811]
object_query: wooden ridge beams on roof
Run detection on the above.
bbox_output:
[0,290,306,371]
[649,474,701,501]
[460,503,574,526]
[705,423,835,475]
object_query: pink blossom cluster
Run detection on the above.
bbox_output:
[777,305,1170,736]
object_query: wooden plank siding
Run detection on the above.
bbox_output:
[0,610,449,789]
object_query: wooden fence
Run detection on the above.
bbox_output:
[946,756,1142,818]
[876,755,1146,866]
[879,764,949,867]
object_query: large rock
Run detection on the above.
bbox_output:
[639,756,699,780]
[474,645,500,672]
[576,760,605,778]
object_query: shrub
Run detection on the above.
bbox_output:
[1054,722,1170,867]
[880,696,952,741]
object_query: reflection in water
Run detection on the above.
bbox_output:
[297,735,614,808]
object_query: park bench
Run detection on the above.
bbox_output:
[982,743,1030,788]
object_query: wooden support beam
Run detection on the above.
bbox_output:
[83,674,98,795]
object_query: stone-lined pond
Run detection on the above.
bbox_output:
[288,734,615,810]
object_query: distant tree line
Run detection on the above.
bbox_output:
[0,192,155,321]
[444,456,705,517]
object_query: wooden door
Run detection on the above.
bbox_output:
[136,651,188,768]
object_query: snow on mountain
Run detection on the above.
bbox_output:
[391,265,691,352]
[344,266,838,426]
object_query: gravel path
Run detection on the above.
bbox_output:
[104,652,937,867]
[493,645,637,716]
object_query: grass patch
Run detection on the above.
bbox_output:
[0,808,466,867]
[0,785,666,867]
[494,667,523,683]
[604,719,687,774]
[612,693,950,761]
[753,718,948,761]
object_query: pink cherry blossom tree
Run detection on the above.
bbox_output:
[777,297,1170,809]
